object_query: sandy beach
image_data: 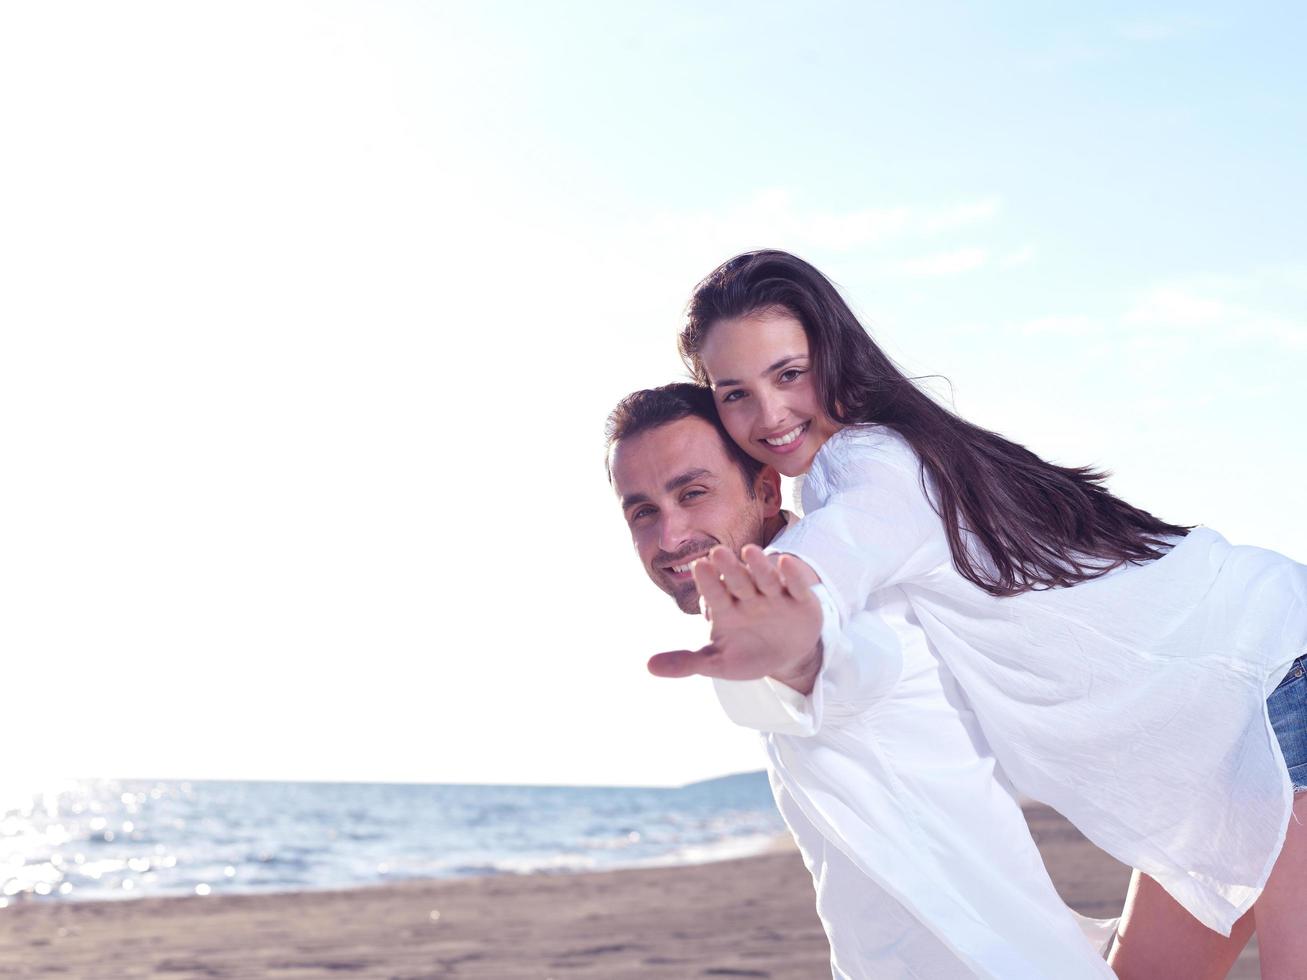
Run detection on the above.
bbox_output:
[0,804,1259,979]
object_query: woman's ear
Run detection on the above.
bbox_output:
[755,466,783,517]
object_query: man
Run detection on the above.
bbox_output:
[606,383,1115,980]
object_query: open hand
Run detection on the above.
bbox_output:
[647,544,824,695]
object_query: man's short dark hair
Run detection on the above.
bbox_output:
[604,382,765,491]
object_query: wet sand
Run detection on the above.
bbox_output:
[0,804,1259,979]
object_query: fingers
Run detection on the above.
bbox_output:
[741,544,784,598]
[647,644,721,679]
[711,545,759,601]
[777,554,821,598]
[691,556,732,613]
[694,546,808,611]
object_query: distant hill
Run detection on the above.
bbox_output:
[679,769,769,792]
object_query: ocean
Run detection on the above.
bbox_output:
[0,772,784,905]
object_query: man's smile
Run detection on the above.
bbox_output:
[663,555,707,581]
[657,543,717,583]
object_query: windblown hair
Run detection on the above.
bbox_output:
[679,249,1189,597]
[605,382,765,492]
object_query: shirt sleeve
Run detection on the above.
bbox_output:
[711,584,904,736]
[767,427,951,627]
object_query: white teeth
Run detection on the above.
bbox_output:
[671,564,692,574]
[765,424,805,447]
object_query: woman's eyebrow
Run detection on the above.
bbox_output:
[714,355,805,388]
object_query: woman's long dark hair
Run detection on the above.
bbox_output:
[679,249,1189,597]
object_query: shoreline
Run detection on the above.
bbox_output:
[0,849,832,979]
[0,831,798,912]
[0,807,1261,979]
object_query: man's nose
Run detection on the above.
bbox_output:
[657,510,694,553]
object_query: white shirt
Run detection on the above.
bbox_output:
[770,425,1307,935]
[716,584,1117,979]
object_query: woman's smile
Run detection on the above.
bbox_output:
[760,420,810,453]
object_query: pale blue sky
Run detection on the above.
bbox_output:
[2,2,1303,788]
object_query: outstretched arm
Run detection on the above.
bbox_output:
[647,543,824,695]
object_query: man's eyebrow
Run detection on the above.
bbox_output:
[713,354,806,388]
[665,467,714,492]
[619,491,650,511]
[619,468,715,511]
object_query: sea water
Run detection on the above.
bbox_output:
[0,772,783,905]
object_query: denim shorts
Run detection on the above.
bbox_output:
[1268,654,1307,792]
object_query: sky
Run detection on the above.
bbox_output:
[2,1,1304,789]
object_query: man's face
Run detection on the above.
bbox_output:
[610,416,780,614]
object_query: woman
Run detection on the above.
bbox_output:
[677,249,1307,979]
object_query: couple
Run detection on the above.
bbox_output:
[606,250,1307,979]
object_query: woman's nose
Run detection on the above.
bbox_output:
[754,390,786,429]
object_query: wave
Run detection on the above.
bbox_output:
[0,776,785,903]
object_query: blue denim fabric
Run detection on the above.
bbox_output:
[1268,655,1307,792]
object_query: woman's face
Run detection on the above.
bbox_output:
[699,308,841,477]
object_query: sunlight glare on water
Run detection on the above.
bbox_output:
[0,775,781,904]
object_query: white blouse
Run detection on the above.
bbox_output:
[715,584,1118,979]
[770,425,1307,935]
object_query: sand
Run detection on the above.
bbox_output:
[0,804,1260,979]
